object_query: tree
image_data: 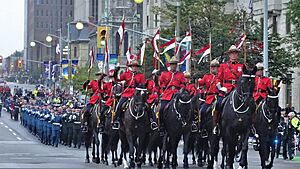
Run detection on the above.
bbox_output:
[72,67,98,91]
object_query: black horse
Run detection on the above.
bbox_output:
[199,100,220,168]
[123,86,150,169]
[254,87,280,169]
[160,88,193,169]
[81,103,101,163]
[220,66,257,169]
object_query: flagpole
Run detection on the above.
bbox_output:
[243,11,247,64]
[209,31,212,62]
[157,41,161,70]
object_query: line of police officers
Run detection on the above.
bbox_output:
[21,103,83,148]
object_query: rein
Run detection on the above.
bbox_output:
[262,101,273,123]
[173,98,191,127]
[129,99,145,120]
[232,90,249,114]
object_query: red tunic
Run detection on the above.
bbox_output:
[147,79,158,104]
[198,73,219,104]
[218,62,244,93]
[159,71,186,101]
[103,82,114,106]
[87,80,104,104]
[253,76,272,102]
[186,83,197,96]
[118,71,146,98]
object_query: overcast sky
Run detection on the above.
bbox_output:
[0,0,24,58]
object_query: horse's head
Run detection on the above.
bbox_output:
[236,65,257,103]
[112,83,123,98]
[133,85,149,113]
[265,87,280,119]
[177,88,193,103]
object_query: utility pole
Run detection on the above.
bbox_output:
[263,0,269,76]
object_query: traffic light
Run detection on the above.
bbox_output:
[0,55,2,64]
[97,26,109,48]
[17,59,23,68]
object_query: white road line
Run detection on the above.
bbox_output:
[16,137,22,141]
[12,133,16,136]
[4,125,8,128]
[8,129,13,132]
[0,122,3,125]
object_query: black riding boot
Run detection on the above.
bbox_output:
[112,111,121,130]
[99,105,108,133]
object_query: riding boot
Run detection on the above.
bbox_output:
[112,111,121,130]
[212,110,220,135]
[99,107,107,134]
[158,112,165,136]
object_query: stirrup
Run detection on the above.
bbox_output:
[99,125,104,134]
[151,122,158,130]
[213,126,219,135]
[112,121,120,130]
[81,125,88,133]
[191,122,198,133]
[200,129,208,138]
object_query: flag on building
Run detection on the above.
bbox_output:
[89,47,95,69]
[117,15,125,45]
[56,44,60,55]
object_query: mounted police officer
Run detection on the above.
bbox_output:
[214,45,245,134]
[198,59,225,134]
[112,60,146,129]
[82,71,107,131]
[158,57,186,134]
[253,63,272,105]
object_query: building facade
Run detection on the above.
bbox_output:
[24,0,74,78]
[225,0,297,110]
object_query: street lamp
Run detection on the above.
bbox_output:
[30,41,36,47]
[46,36,53,43]
[75,22,84,30]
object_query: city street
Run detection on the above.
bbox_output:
[0,107,299,169]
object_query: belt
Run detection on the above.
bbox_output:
[167,86,180,90]
[224,80,236,84]
[74,122,81,124]
[206,92,218,95]
[52,123,60,125]
[254,89,266,93]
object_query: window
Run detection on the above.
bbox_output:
[116,33,120,54]
[46,22,48,28]
[70,10,73,17]
[286,16,291,34]
[272,16,277,33]
[147,16,149,27]
[155,14,158,27]
[65,0,68,5]
[41,0,43,4]
[74,47,77,57]
[40,21,43,28]
[36,21,39,28]
[46,0,48,4]
[36,10,39,16]
[46,10,48,16]
[36,0,40,5]
[70,0,73,5]
[41,10,43,16]
[50,10,52,16]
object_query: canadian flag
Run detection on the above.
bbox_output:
[195,44,211,64]
[138,40,147,65]
[236,33,246,49]
[126,48,136,63]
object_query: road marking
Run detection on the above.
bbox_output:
[8,129,13,132]
[16,137,22,141]
[0,122,3,125]
[4,125,8,128]
[12,133,16,136]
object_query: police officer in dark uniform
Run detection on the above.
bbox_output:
[72,108,82,148]
[282,113,295,160]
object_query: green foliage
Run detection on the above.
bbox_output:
[72,67,98,91]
